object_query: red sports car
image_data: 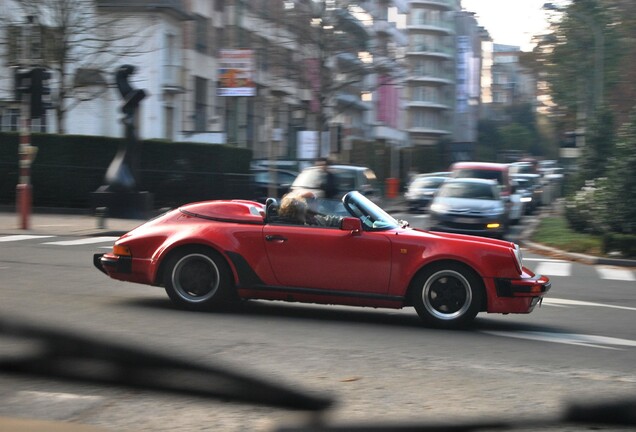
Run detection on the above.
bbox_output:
[94,191,550,328]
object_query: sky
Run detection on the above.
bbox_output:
[461,0,557,51]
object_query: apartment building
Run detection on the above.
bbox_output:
[404,0,459,146]
[484,43,537,121]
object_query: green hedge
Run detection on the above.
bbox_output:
[602,232,636,258]
[0,133,253,210]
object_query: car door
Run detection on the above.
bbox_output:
[262,224,392,294]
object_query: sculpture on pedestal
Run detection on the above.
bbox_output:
[92,65,153,218]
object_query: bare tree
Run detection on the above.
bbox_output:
[2,0,155,133]
[260,0,405,159]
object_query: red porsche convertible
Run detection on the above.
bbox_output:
[94,191,550,328]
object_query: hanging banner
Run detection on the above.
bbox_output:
[218,49,255,96]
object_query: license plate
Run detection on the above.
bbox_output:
[454,217,476,224]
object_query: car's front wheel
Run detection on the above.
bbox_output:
[163,247,232,311]
[411,262,484,328]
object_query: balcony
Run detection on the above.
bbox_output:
[162,65,184,93]
[407,74,454,85]
[407,100,451,110]
[409,0,457,10]
[407,126,450,136]
[406,46,454,59]
[407,20,455,35]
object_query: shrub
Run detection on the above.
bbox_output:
[564,178,610,235]
[602,232,636,258]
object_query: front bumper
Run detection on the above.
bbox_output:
[429,213,507,237]
[495,273,551,297]
[93,253,132,275]
[486,270,551,313]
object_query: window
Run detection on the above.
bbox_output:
[1,109,19,131]
[164,106,174,140]
[194,15,208,54]
[194,76,208,131]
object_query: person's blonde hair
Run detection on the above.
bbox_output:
[278,191,309,223]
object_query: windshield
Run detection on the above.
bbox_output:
[410,177,446,189]
[343,191,399,230]
[514,178,530,189]
[438,182,497,200]
[454,169,503,185]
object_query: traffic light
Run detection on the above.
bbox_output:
[13,67,51,119]
[30,67,51,119]
[14,68,33,102]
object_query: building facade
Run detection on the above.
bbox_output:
[404,0,459,146]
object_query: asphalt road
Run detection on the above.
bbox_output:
[0,225,635,431]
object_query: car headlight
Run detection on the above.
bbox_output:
[512,243,524,273]
[430,203,447,213]
[484,208,504,217]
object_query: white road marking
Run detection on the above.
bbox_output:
[596,267,635,282]
[482,330,636,350]
[17,391,103,402]
[0,235,55,242]
[534,261,571,277]
[42,236,119,246]
[543,297,636,311]
[523,257,568,263]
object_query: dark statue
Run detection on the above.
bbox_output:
[91,65,153,219]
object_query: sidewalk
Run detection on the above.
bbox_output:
[0,210,143,237]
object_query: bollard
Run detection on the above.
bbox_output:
[96,207,108,230]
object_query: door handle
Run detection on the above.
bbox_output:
[265,235,287,242]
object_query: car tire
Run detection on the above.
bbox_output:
[411,262,484,329]
[163,247,233,311]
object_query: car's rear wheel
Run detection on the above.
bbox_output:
[163,247,232,311]
[412,262,484,328]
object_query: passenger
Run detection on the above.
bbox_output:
[277,191,309,225]
[278,190,343,227]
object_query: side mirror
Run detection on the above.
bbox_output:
[340,217,362,234]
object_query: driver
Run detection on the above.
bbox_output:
[278,190,343,227]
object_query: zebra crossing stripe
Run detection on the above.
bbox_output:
[42,236,119,246]
[596,267,635,282]
[543,298,636,311]
[0,235,55,242]
[483,330,636,350]
[534,261,571,277]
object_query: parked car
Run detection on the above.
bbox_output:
[512,173,543,212]
[450,161,514,219]
[450,161,514,200]
[509,161,538,176]
[291,164,380,203]
[429,178,509,239]
[251,168,298,203]
[508,180,525,225]
[512,177,537,215]
[404,172,449,212]
[94,190,550,329]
